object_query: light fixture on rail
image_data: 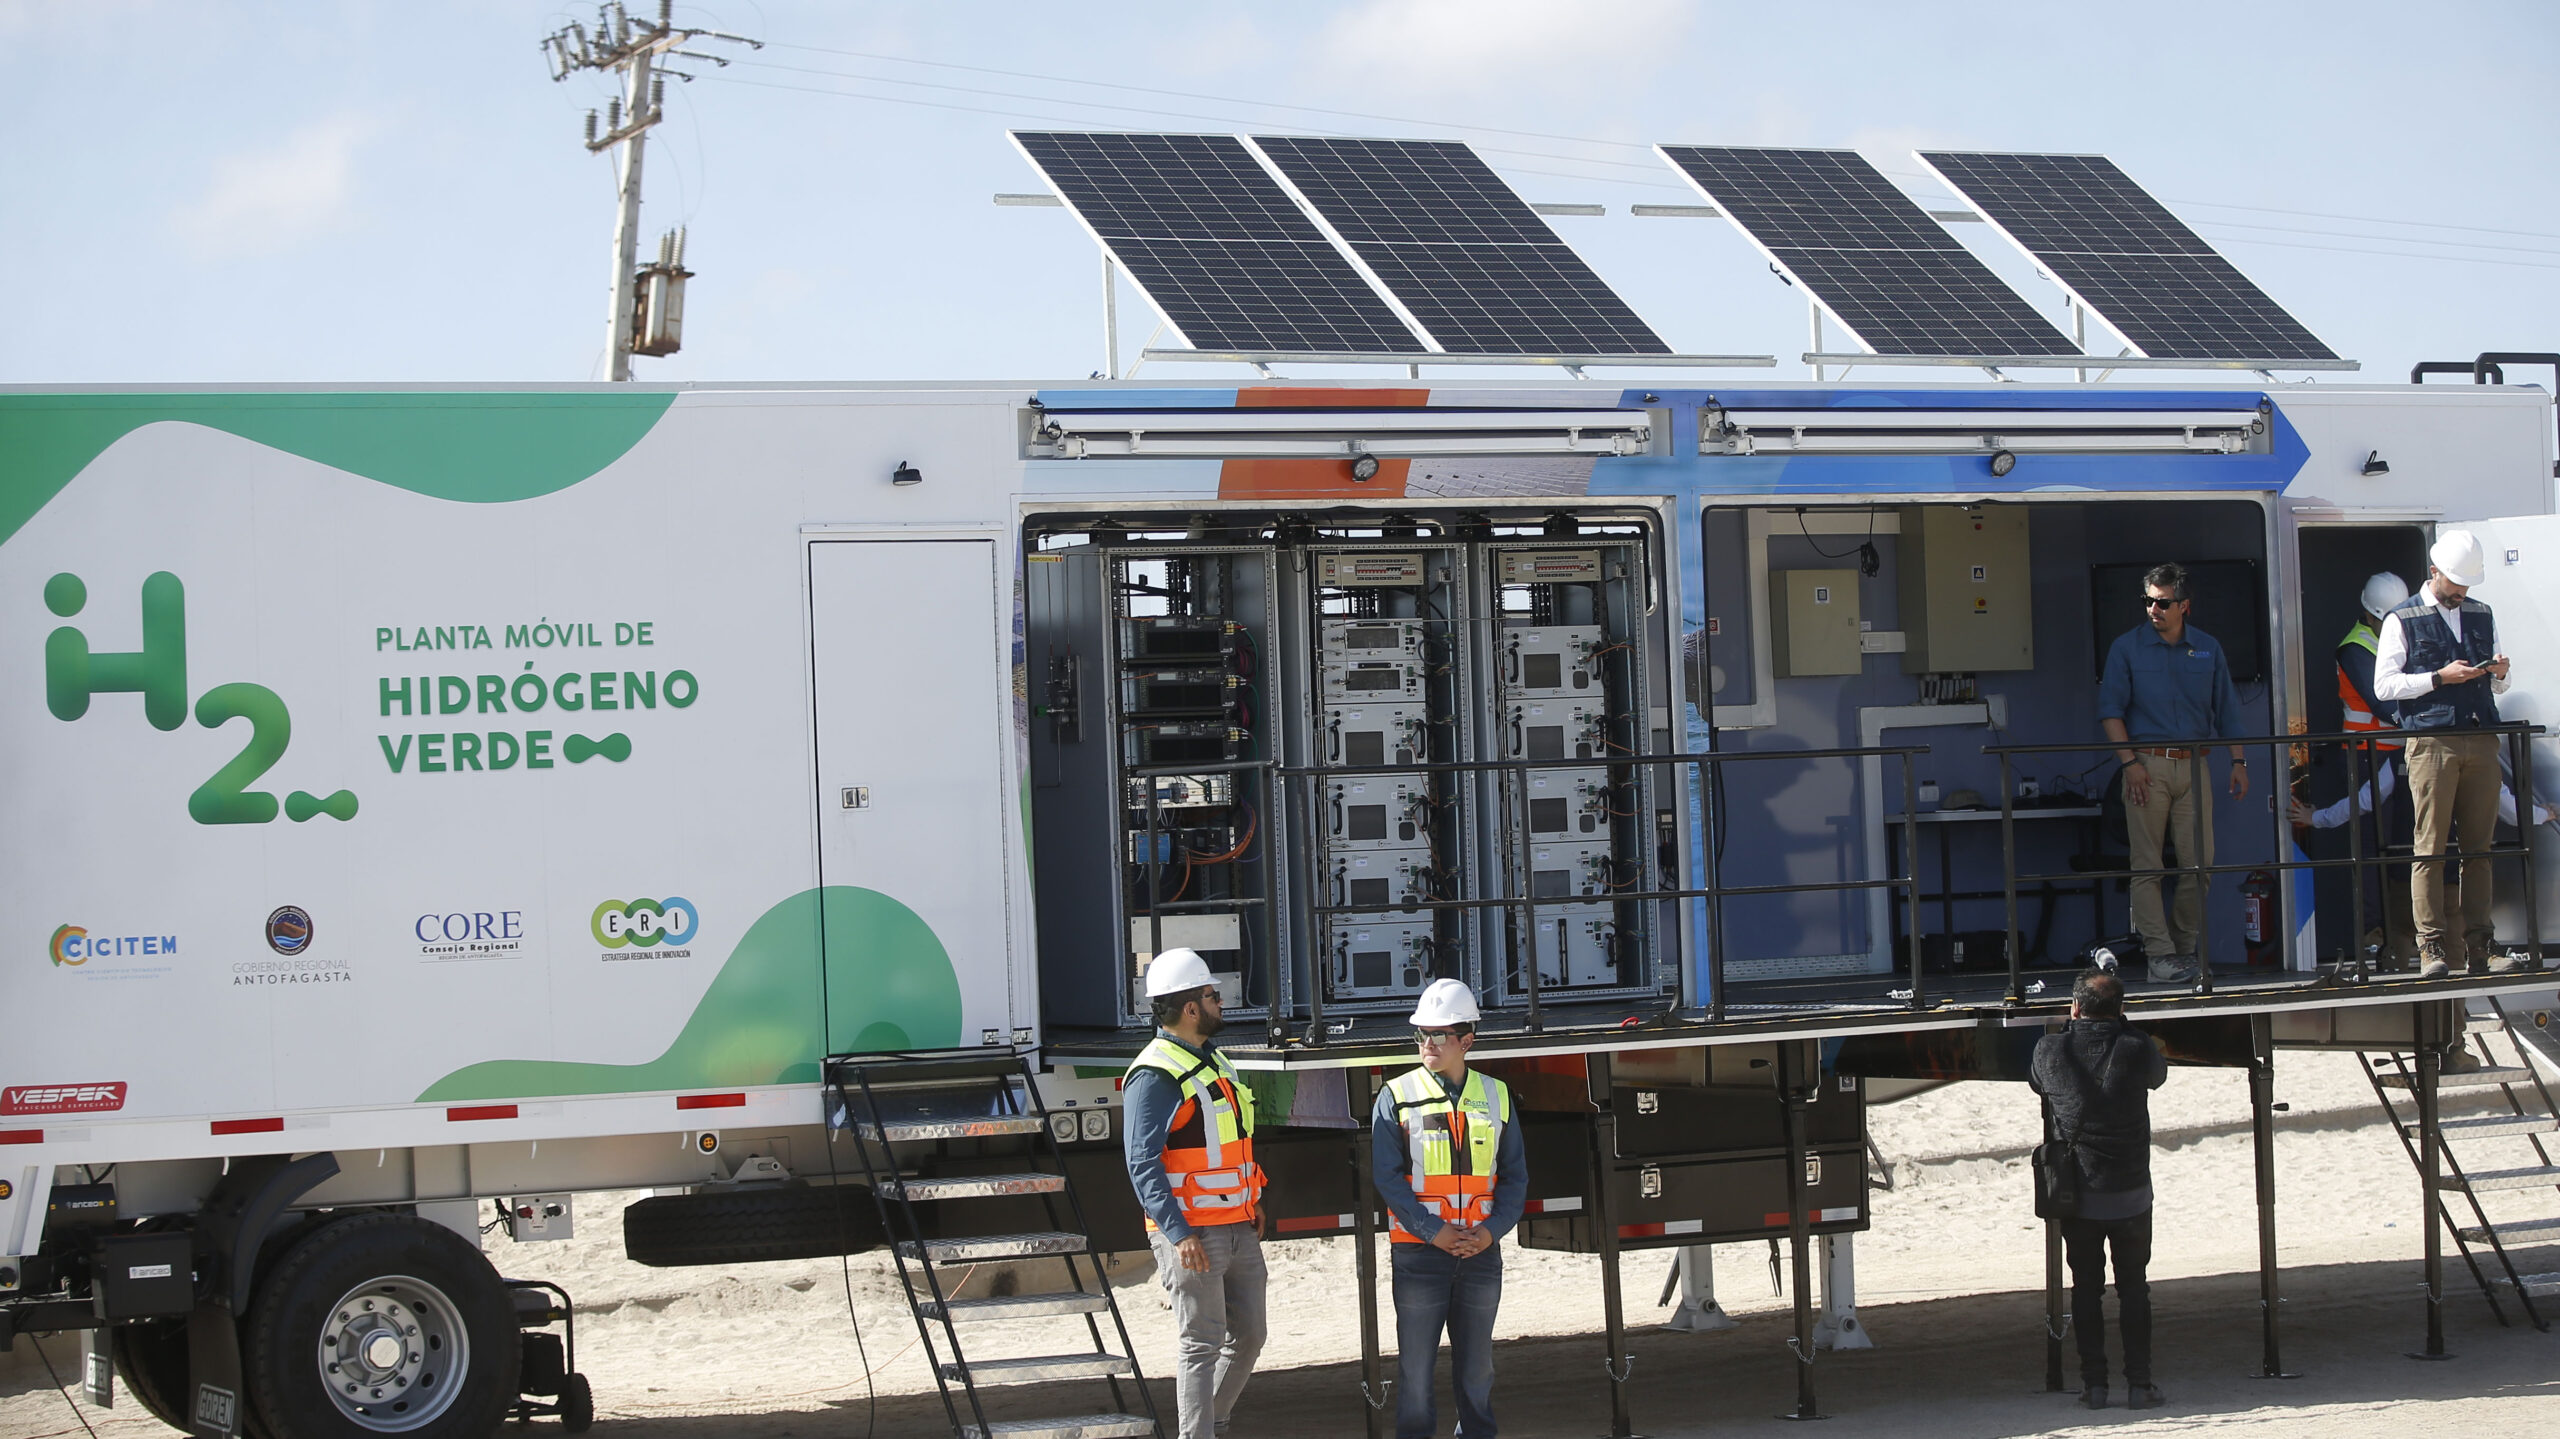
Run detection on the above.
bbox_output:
[1989,449,2017,477]
[892,462,923,486]
[1350,454,1381,482]
[2362,450,2392,477]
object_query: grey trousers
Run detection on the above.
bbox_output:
[1148,1223,1268,1439]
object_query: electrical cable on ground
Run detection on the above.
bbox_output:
[27,1335,101,1439]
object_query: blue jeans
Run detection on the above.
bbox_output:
[1391,1241,1501,1439]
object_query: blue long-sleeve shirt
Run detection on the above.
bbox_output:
[1121,1030,1212,1242]
[2097,622,2243,745]
[1370,1067,1529,1247]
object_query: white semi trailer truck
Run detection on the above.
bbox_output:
[3,374,2557,1439]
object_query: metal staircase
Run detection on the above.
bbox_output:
[829,1052,1159,1439]
[2363,997,2560,1330]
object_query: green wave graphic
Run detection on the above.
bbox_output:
[420,885,964,1101]
[0,392,675,548]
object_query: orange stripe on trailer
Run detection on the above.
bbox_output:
[1234,388,1428,409]
[211,1117,283,1136]
[447,1105,519,1122]
[0,1129,42,1145]
[676,1093,747,1110]
[1218,457,1414,499]
[1764,1207,1861,1226]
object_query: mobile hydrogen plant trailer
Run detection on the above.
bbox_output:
[4,371,2560,1438]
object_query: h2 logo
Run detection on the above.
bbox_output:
[45,572,357,825]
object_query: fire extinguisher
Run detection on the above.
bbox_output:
[2241,868,2279,967]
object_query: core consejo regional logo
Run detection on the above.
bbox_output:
[592,897,698,958]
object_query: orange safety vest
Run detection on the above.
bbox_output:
[1126,1036,1262,1230]
[2337,621,2403,752]
[1384,1066,1511,1243]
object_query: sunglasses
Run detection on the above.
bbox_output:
[2142,595,2183,609]
[1414,1028,1465,1046]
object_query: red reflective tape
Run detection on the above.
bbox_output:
[676,1093,747,1111]
[446,1105,518,1122]
[0,1129,42,1145]
[1525,1196,1583,1215]
[1618,1222,1667,1238]
[212,1118,285,1136]
[1765,1208,1860,1227]
[1276,1213,1354,1234]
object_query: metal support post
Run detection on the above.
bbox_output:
[2515,730,2541,967]
[603,52,655,381]
[2073,304,2088,384]
[1102,254,1122,381]
[2002,755,2023,1006]
[2346,737,2369,977]
[1809,303,1825,383]
[1513,766,1545,1031]
[1813,1235,1872,1350]
[1777,1042,1823,1420]
[2248,1013,2297,1377]
[2040,1095,2066,1392]
[2412,1001,2451,1359]
[1586,1054,1640,1438]
[1902,758,1924,1011]
[1663,1246,1738,1332]
[1704,755,1730,1024]
[1352,1070,1389,1434]
[2190,748,2214,993]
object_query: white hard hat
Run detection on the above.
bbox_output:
[1408,978,1482,1028]
[2432,530,2487,588]
[1143,947,1216,998]
[2360,571,2410,617]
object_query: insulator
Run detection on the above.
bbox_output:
[607,98,622,127]
[584,111,598,143]
[650,77,664,108]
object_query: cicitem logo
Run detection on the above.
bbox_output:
[592,897,698,959]
[2,1082,127,1116]
[50,925,178,967]
[265,906,314,955]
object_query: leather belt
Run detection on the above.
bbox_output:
[2135,747,2196,759]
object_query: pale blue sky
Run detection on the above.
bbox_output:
[5,0,2556,386]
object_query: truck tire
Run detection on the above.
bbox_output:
[111,1318,192,1432]
[621,1184,881,1268]
[241,1213,518,1439]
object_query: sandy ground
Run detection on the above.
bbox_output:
[8,1050,2558,1437]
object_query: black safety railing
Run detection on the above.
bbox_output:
[1982,723,2545,1004]
[1241,743,1932,1036]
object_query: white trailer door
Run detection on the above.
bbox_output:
[2452,515,2560,947]
[808,535,1022,1048]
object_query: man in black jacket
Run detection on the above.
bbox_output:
[2031,969,2170,1410]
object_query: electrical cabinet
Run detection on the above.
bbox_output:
[1769,567,1862,676]
[1899,504,2034,673]
[1028,512,1676,1032]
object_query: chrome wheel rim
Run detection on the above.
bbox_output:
[313,1274,469,1432]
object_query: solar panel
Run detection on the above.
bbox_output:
[1915,151,2338,363]
[1010,131,1422,354]
[1249,136,1670,356]
[1656,145,2078,358]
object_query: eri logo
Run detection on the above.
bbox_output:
[591,897,699,952]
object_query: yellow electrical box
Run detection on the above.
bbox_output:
[1770,568,1862,676]
[1899,505,2033,672]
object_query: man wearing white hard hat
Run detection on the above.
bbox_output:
[2371,531,2518,978]
[1370,978,1525,1439]
[2332,570,2419,968]
[1123,949,1267,1439]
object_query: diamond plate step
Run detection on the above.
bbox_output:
[2455,1215,2560,1246]
[2490,1270,2560,1298]
[883,1172,1066,1202]
[2379,1066,2536,1090]
[917,1291,1111,1323]
[860,1115,1045,1143]
[900,1231,1089,1264]
[2439,1164,2560,1192]
[2403,1114,2560,1140]
[960,1413,1155,1439]
[939,1353,1134,1386]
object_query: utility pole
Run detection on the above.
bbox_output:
[542,2,758,380]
